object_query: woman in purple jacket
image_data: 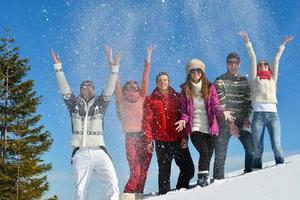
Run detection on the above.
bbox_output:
[175,59,235,187]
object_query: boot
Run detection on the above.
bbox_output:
[197,173,209,187]
[121,193,136,200]
[134,193,142,200]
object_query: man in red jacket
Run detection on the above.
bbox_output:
[144,72,194,195]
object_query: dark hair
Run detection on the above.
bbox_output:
[156,71,169,82]
[80,80,94,90]
[257,59,271,71]
[226,52,240,63]
[184,69,210,98]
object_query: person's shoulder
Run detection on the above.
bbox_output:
[145,90,157,101]
[238,74,249,81]
[168,86,180,96]
[215,73,228,81]
[209,82,215,88]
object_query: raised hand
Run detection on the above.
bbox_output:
[113,52,122,66]
[50,49,60,64]
[175,120,186,132]
[282,35,294,46]
[238,31,250,43]
[104,45,113,66]
[146,44,156,63]
[104,45,122,66]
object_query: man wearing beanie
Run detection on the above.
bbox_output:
[50,46,121,200]
[213,52,254,181]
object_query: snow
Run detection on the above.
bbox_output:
[145,154,300,200]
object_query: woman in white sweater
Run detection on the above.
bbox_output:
[238,31,294,169]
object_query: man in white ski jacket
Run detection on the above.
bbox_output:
[51,46,121,200]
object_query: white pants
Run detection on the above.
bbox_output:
[72,147,119,200]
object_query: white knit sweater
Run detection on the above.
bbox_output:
[191,81,209,134]
[245,42,285,104]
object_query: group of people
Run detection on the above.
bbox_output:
[51,32,293,200]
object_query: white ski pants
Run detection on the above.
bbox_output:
[72,147,119,200]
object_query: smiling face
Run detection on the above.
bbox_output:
[189,68,202,83]
[226,53,241,76]
[156,74,169,92]
[226,58,240,76]
[123,81,140,94]
[80,81,95,101]
[123,81,140,103]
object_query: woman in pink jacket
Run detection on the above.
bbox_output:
[175,59,234,187]
[107,45,155,200]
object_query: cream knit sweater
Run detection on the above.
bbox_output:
[191,81,209,134]
[245,42,285,104]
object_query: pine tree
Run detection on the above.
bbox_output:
[0,32,53,199]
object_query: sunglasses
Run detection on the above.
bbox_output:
[227,60,240,65]
[81,83,93,88]
[258,62,269,66]
[189,68,202,74]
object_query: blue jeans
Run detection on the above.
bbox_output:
[251,112,284,169]
[213,120,254,179]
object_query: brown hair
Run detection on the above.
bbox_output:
[226,52,240,63]
[156,71,169,82]
[183,69,210,99]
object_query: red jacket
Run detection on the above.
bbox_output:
[143,86,183,143]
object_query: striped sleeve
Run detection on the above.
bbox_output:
[241,79,252,121]
[214,79,226,108]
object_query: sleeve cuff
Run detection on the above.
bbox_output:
[245,42,252,48]
[111,65,119,73]
[279,45,285,50]
[54,63,62,70]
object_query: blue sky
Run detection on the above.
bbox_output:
[1,0,300,199]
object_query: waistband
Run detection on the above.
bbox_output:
[71,146,110,164]
[126,132,144,138]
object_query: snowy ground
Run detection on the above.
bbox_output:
[144,154,300,200]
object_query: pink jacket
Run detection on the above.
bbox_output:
[180,83,223,137]
[115,62,150,133]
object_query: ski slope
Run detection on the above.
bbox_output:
[145,154,300,200]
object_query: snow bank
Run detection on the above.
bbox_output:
[146,154,300,200]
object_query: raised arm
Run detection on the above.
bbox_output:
[103,45,122,97]
[238,31,257,81]
[105,45,123,102]
[272,35,294,82]
[140,45,156,97]
[50,49,72,98]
